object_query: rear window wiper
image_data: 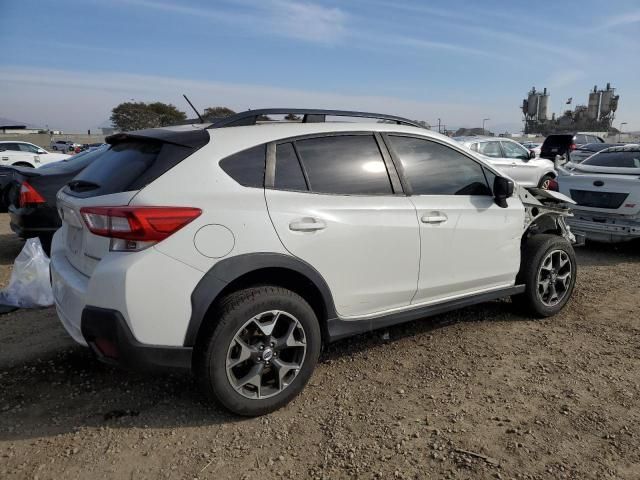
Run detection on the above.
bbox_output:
[68,179,100,192]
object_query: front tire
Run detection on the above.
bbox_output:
[195,286,321,416]
[538,174,554,190]
[512,234,576,317]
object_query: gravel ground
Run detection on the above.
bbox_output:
[1,212,639,479]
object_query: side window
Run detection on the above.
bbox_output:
[275,142,307,191]
[477,141,503,158]
[574,135,587,144]
[295,135,393,195]
[501,141,529,160]
[219,144,266,188]
[2,143,20,152]
[19,143,39,153]
[388,136,491,196]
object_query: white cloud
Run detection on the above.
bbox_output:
[601,10,640,28]
[0,66,520,132]
[115,0,347,44]
[547,70,586,89]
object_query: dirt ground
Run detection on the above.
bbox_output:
[1,212,639,480]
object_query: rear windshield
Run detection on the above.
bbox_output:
[65,142,161,196]
[38,146,107,173]
[583,151,640,168]
[542,135,573,149]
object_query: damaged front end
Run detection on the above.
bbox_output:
[518,187,583,246]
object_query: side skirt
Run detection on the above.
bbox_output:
[326,285,525,342]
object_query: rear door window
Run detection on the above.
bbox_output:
[274,142,307,191]
[388,135,491,196]
[295,135,393,195]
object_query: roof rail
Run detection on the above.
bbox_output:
[206,108,425,129]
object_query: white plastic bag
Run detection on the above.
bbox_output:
[0,238,54,308]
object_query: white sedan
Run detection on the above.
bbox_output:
[455,136,556,189]
[0,141,70,168]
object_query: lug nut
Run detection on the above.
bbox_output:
[259,345,264,351]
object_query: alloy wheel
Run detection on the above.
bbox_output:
[536,249,572,307]
[225,310,307,400]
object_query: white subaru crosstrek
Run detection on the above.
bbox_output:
[51,109,578,416]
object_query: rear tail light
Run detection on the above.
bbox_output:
[547,178,559,191]
[80,206,201,251]
[569,143,577,151]
[19,181,46,207]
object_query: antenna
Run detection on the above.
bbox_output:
[183,94,204,123]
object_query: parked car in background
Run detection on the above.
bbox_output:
[521,141,542,156]
[51,140,82,152]
[540,133,606,165]
[1,148,66,169]
[569,142,625,164]
[50,109,577,416]
[0,140,71,162]
[6,146,107,251]
[558,144,640,243]
[455,136,556,189]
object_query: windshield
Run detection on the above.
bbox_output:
[583,151,640,168]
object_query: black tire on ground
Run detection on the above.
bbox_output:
[512,234,577,318]
[538,174,554,190]
[194,285,321,416]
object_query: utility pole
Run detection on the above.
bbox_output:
[437,118,441,134]
[482,118,490,136]
[619,122,627,142]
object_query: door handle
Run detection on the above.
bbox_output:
[289,218,326,232]
[421,213,448,224]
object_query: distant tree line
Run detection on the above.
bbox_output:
[110,102,238,132]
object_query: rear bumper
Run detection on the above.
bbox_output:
[81,307,192,371]
[8,204,60,238]
[567,215,640,243]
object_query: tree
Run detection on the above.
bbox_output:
[110,101,186,132]
[202,107,236,121]
[146,102,186,126]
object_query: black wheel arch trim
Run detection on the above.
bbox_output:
[184,252,339,347]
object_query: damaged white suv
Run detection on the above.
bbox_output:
[50,109,578,416]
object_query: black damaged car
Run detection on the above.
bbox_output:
[7,146,107,252]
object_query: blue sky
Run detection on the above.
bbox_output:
[1,0,639,132]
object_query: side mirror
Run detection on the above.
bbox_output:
[493,176,514,208]
[529,150,536,159]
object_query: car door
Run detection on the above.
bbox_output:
[500,140,539,186]
[265,133,420,318]
[384,134,524,305]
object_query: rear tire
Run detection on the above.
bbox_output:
[512,234,576,317]
[194,286,321,416]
